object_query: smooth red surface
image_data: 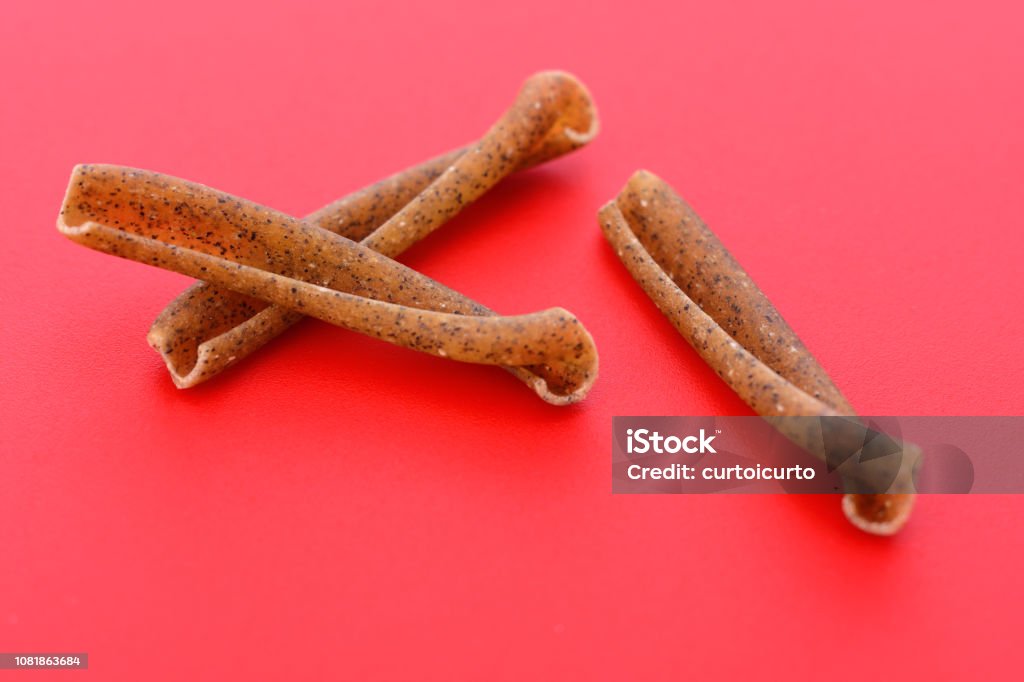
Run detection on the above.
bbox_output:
[2,0,1023,679]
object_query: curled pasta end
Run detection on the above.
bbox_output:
[528,318,600,405]
[528,368,598,405]
[540,70,600,145]
[517,71,600,169]
[56,165,96,236]
[146,330,217,389]
[842,494,915,536]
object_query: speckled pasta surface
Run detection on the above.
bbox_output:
[149,70,598,389]
[148,148,464,389]
[58,165,598,404]
[599,170,916,535]
[361,70,598,257]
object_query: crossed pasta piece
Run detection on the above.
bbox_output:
[58,72,600,404]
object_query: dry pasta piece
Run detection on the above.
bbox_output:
[58,165,599,404]
[149,70,598,389]
[599,170,916,535]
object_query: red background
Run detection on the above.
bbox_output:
[2,0,1023,679]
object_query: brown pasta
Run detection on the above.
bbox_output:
[599,170,917,535]
[58,165,599,404]
[149,70,598,389]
